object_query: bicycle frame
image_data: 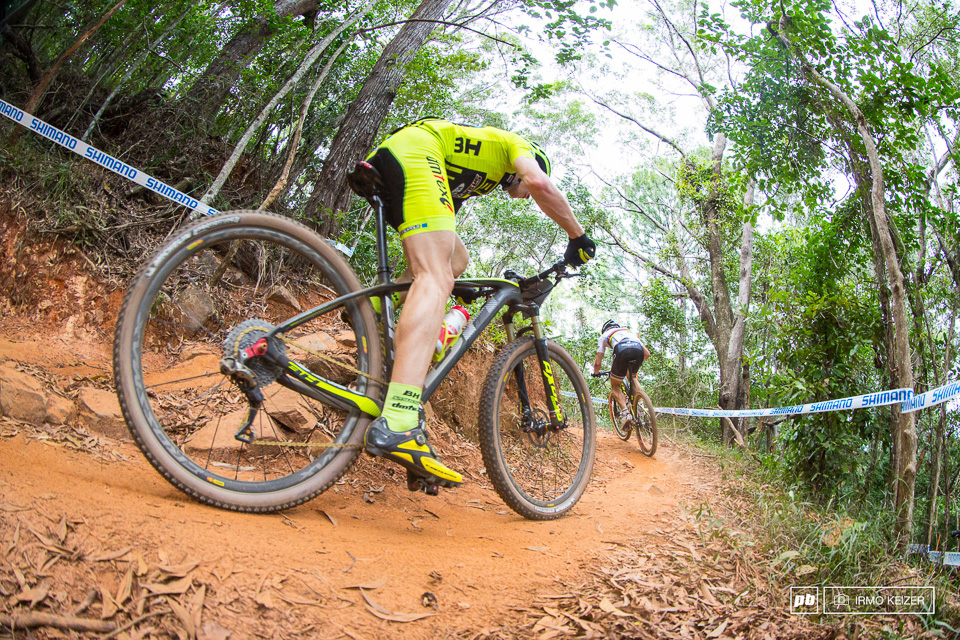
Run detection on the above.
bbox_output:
[256,190,566,430]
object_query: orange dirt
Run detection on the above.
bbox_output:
[0,317,691,639]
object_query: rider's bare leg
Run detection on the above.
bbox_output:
[390,230,458,389]
[611,374,628,412]
[630,374,640,397]
[391,234,468,305]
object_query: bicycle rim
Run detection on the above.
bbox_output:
[480,338,596,520]
[633,388,658,457]
[114,211,382,512]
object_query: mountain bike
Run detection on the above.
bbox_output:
[593,371,657,456]
[113,162,596,521]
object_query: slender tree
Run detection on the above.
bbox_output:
[302,0,455,234]
[769,16,919,542]
[200,1,374,207]
[181,0,322,128]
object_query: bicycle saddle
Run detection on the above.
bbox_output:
[347,161,384,199]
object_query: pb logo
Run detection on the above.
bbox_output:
[790,587,820,615]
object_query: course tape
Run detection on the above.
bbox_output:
[572,381,958,419]
[562,390,606,406]
[656,388,914,418]
[901,380,960,414]
[906,544,960,568]
[0,98,218,216]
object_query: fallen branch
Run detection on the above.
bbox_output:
[1,611,116,633]
[100,609,170,640]
[721,417,746,448]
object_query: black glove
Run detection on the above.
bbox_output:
[564,234,596,267]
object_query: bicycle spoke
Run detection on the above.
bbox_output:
[115,212,382,511]
[491,349,589,510]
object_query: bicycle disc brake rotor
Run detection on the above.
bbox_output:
[522,408,552,447]
[222,319,286,387]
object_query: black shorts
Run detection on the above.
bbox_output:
[611,341,645,378]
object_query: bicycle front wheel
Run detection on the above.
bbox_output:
[114,211,383,512]
[479,338,596,520]
[633,388,658,457]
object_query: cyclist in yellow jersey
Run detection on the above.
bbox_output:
[357,117,596,491]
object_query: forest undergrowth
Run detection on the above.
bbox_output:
[682,427,960,636]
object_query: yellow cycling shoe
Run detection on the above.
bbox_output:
[364,417,462,490]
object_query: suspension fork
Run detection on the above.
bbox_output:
[525,310,565,429]
[503,314,533,416]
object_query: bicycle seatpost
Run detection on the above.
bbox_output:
[371,194,392,285]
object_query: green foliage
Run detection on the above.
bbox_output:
[688,441,960,629]
[512,0,615,95]
[749,204,890,502]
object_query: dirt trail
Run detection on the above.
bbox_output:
[0,323,708,640]
[1,426,690,636]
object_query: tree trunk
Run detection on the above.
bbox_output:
[260,37,355,211]
[181,0,319,128]
[846,156,901,503]
[200,2,372,207]
[7,0,128,144]
[772,21,918,543]
[302,0,455,236]
[926,298,956,544]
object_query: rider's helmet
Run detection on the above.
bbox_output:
[601,320,619,334]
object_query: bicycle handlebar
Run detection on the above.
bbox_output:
[517,260,585,287]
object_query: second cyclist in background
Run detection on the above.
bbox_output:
[592,320,650,427]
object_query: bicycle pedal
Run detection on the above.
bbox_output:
[406,470,440,495]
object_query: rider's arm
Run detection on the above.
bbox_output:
[513,156,584,239]
[592,351,603,375]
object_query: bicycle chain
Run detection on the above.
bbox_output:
[249,439,362,449]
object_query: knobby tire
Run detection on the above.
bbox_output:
[478,338,596,520]
[114,211,383,512]
[633,387,658,457]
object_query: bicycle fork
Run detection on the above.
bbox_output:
[504,313,565,432]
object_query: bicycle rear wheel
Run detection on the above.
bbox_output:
[479,338,596,520]
[114,211,383,512]
[608,380,633,441]
[632,387,658,456]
